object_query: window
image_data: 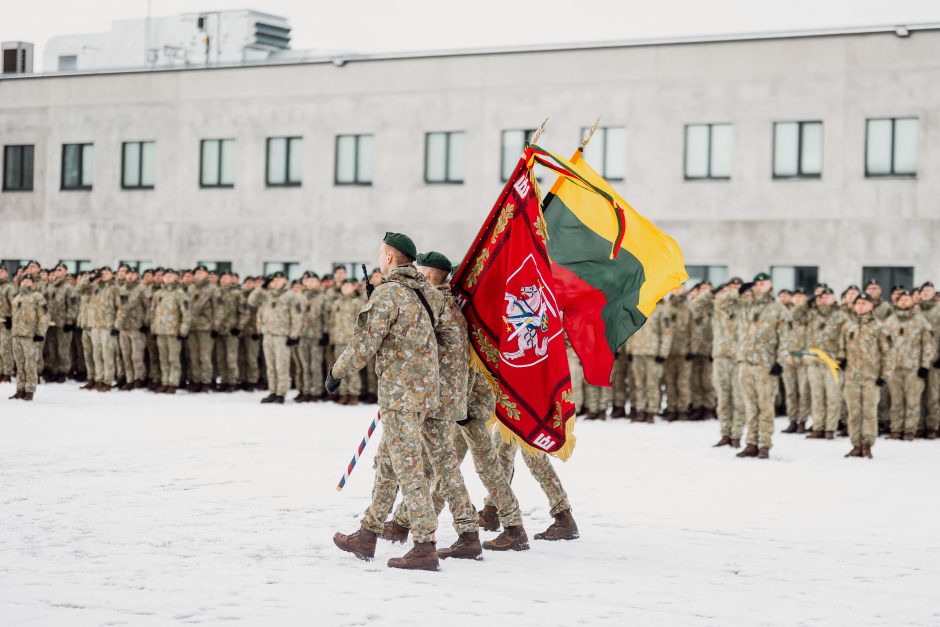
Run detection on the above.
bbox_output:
[866,118,918,177]
[500,129,536,182]
[58,55,77,71]
[61,143,94,190]
[581,126,626,181]
[863,266,914,291]
[59,260,92,274]
[425,131,465,184]
[122,141,155,189]
[266,137,302,186]
[770,266,819,293]
[773,122,822,179]
[196,261,233,274]
[2,260,27,277]
[684,124,732,180]
[200,139,235,188]
[684,265,729,288]
[119,260,154,272]
[335,134,374,185]
[3,145,34,191]
[263,262,300,281]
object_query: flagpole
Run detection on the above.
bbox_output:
[336,411,382,492]
[580,117,602,150]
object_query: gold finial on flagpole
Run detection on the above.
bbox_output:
[529,117,549,145]
[580,116,602,150]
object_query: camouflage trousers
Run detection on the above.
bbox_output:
[566,344,584,411]
[611,351,629,408]
[807,360,841,432]
[186,331,215,385]
[0,325,14,375]
[925,368,940,433]
[217,334,240,385]
[738,363,777,449]
[146,332,160,382]
[663,356,692,413]
[361,411,439,543]
[118,329,147,383]
[888,368,924,436]
[690,356,715,409]
[12,336,40,393]
[81,328,96,382]
[844,379,879,447]
[782,359,810,425]
[240,335,261,384]
[583,382,610,413]
[89,328,116,384]
[296,338,324,395]
[44,326,73,375]
[333,344,362,397]
[631,356,663,414]
[262,335,292,396]
[484,431,571,517]
[712,357,744,438]
[155,335,183,387]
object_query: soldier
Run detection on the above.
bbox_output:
[780,288,811,434]
[582,380,610,420]
[689,281,715,420]
[239,276,263,391]
[294,273,326,403]
[149,270,191,393]
[81,268,120,392]
[76,270,96,388]
[663,288,692,420]
[865,279,893,322]
[919,282,940,438]
[186,266,220,392]
[141,269,160,389]
[329,279,366,405]
[712,278,744,447]
[802,288,845,439]
[627,299,672,422]
[115,270,149,389]
[44,264,77,383]
[215,272,247,393]
[0,266,14,383]
[736,273,789,459]
[840,293,893,458]
[249,273,302,404]
[884,290,935,440]
[8,275,49,400]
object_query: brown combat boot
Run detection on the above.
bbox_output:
[483,525,530,551]
[806,430,825,439]
[902,433,915,441]
[438,531,483,560]
[380,520,409,544]
[782,421,798,433]
[333,527,377,560]
[927,431,938,440]
[387,542,439,571]
[889,432,901,440]
[477,505,500,532]
[844,446,862,458]
[796,423,807,434]
[81,381,96,390]
[861,444,873,459]
[534,510,579,541]
[610,407,627,419]
[9,389,24,400]
[21,391,33,401]
[730,438,741,448]
[713,436,732,447]
[736,444,759,458]
[757,447,770,459]
[97,382,111,392]
[824,431,834,440]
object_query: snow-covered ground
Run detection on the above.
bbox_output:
[1,382,939,626]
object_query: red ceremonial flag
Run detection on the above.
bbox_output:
[452,150,576,460]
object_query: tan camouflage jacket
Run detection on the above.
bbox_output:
[11,285,50,338]
[252,287,303,338]
[331,265,440,413]
[82,279,119,330]
[840,313,893,382]
[46,279,77,328]
[241,286,260,336]
[150,284,191,336]
[665,295,692,356]
[429,284,469,422]
[626,303,673,358]
[711,293,739,359]
[115,282,148,331]
[299,290,326,339]
[919,301,940,366]
[783,303,811,363]
[0,278,14,323]
[735,292,789,370]
[467,367,496,422]
[805,304,846,358]
[689,291,713,356]
[77,283,93,329]
[188,280,220,332]
[884,308,935,371]
[321,287,342,331]
[215,285,247,333]
[329,292,366,345]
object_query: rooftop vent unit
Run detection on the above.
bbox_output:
[2,41,34,74]
[252,20,291,50]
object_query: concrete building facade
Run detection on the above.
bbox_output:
[1,23,938,288]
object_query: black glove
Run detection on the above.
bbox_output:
[63,323,74,332]
[917,367,929,380]
[456,416,473,427]
[140,325,149,333]
[654,356,665,364]
[685,352,695,361]
[319,333,330,347]
[839,359,847,370]
[286,337,299,347]
[110,329,119,337]
[230,328,240,337]
[875,377,886,387]
[3,318,11,329]
[325,369,341,395]
[934,358,940,369]
[251,334,261,341]
[32,334,44,342]
[626,354,633,363]
[177,335,187,342]
[210,330,219,339]
[769,363,783,376]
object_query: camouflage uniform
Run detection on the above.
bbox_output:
[140,282,159,383]
[919,299,940,434]
[884,308,934,436]
[0,277,14,378]
[296,289,326,397]
[82,278,120,384]
[485,432,571,517]
[240,286,262,386]
[736,292,789,450]
[251,286,303,397]
[627,304,672,416]
[44,278,77,377]
[215,284,247,387]
[610,345,629,413]
[11,285,50,394]
[187,280,220,386]
[805,304,847,433]
[333,266,441,544]
[329,292,366,398]
[150,284,191,387]
[582,381,610,415]
[663,295,692,416]
[77,281,95,382]
[115,281,149,383]
[782,302,811,427]
[840,312,893,448]
[565,334,585,411]
[712,292,744,439]
[689,291,715,414]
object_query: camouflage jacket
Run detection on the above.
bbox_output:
[321,287,342,331]
[872,299,893,322]
[115,282,148,331]
[299,290,326,339]
[805,304,846,358]
[840,313,893,382]
[429,284,469,422]
[332,265,440,413]
[11,285,50,338]
[665,295,692,356]
[150,285,192,336]
[711,293,739,359]
[47,279,78,328]
[626,304,672,357]
[784,303,811,362]
[215,285,247,333]
[0,278,14,322]
[919,301,940,364]
[241,286,260,336]
[252,287,303,338]
[467,367,496,422]
[735,292,789,369]
[883,308,935,371]
[689,291,714,356]
[188,281,220,332]
[82,279,120,329]
[330,292,366,345]
[77,283,93,329]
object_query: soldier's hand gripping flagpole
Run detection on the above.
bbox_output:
[336,411,381,492]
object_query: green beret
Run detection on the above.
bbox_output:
[416,251,452,273]
[383,232,417,261]
[857,293,874,302]
[753,272,771,282]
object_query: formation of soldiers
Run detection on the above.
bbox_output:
[570,274,940,460]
